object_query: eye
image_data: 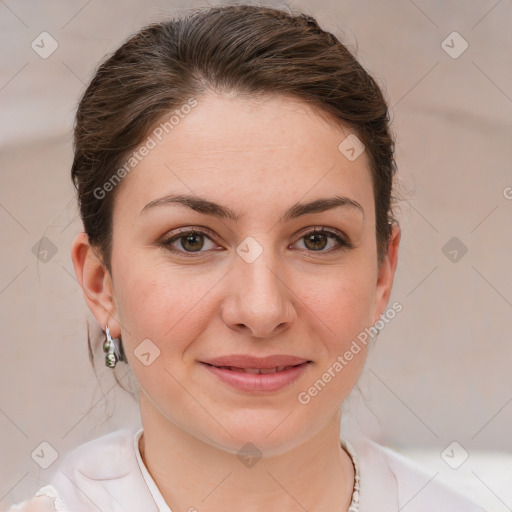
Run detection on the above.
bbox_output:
[160,228,219,255]
[160,226,353,257]
[293,227,353,253]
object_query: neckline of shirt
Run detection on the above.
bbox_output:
[133,427,360,512]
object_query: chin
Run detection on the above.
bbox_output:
[193,408,318,457]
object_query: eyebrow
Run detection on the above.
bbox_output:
[140,193,364,222]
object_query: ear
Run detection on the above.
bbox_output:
[70,232,121,337]
[371,222,401,325]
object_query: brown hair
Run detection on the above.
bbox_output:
[72,4,398,379]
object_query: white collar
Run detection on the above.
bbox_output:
[133,428,172,512]
[134,428,362,512]
[43,427,484,512]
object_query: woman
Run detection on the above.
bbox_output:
[9,4,483,511]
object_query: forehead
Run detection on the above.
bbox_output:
[113,91,374,221]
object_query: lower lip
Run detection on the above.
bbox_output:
[201,362,311,393]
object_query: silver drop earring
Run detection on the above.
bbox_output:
[104,325,125,368]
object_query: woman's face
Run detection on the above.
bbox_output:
[79,91,399,455]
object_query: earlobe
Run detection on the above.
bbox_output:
[70,232,120,336]
[371,223,401,325]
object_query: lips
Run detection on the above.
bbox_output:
[199,354,312,393]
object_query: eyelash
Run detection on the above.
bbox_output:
[160,226,354,257]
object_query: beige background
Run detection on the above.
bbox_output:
[1,0,512,509]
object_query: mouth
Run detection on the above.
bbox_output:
[203,364,303,374]
[201,354,310,369]
[199,356,312,393]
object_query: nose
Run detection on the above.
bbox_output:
[220,244,296,339]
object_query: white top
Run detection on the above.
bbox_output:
[8,427,484,512]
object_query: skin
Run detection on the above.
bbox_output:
[71,91,400,512]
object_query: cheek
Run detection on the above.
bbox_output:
[303,263,376,341]
[113,261,219,403]
[299,262,375,391]
[291,277,371,421]
[114,260,218,346]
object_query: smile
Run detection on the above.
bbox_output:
[200,361,311,393]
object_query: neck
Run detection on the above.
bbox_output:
[138,395,355,512]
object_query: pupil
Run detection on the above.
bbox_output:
[183,233,203,251]
[306,233,327,251]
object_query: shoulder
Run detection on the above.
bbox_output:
[6,485,69,511]
[54,428,137,479]
[4,428,136,512]
[6,493,60,512]
[354,438,485,512]
[38,427,157,512]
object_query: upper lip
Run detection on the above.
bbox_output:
[200,355,310,369]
